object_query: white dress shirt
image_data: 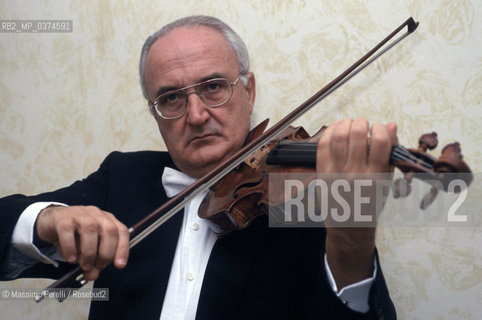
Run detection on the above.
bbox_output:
[159,167,216,319]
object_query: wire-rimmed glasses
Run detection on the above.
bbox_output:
[149,75,241,119]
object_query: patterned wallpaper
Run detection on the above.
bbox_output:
[0,0,481,319]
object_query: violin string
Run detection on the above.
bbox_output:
[390,148,414,163]
[392,146,433,168]
[390,146,433,169]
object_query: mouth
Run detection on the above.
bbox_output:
[189,133,219,144]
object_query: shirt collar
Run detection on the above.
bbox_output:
[162,166,197,198]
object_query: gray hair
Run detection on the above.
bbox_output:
[139,15,250,101]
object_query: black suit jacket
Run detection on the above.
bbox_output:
[0,151,396,319]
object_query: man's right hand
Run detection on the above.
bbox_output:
[34,206,130,281]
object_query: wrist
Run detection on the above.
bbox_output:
[34,205,61,247]
[325,230,375,288]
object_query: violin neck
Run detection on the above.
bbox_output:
[266,141,417,168]
[266,141,318,166]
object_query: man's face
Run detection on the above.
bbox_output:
[144,26,255,178]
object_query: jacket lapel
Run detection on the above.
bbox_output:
[195,217,268,320]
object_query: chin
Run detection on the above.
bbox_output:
[192,151,225,168]
[180,140,241,175]
[188,149,231,173]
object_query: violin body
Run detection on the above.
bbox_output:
[198,121,325,235]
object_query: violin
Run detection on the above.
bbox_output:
[198,121,473,235]
[35,16,472,302]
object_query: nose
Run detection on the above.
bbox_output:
[185,90,210,126]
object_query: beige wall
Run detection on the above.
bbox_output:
[1,0,481,319]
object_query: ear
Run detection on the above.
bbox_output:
[244,72,256,115]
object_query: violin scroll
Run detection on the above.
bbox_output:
[392,132,473,209]
[418,132,438,151]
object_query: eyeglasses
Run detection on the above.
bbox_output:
[149,75,241,119]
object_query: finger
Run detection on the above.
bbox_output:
[368,123,392,172]
[112,219,130,269]
[331,119,352,169]
[345,118,369,170]
[83,267,100,282]
[95,213,120,269]
[76,212,99,272]
[386,121,398,146]
[96,211,129,269]
[55,217,78,264]
[317,121,336,173]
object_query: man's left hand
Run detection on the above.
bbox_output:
[316,118,398,288]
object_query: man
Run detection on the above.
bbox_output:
[0,16,396,319]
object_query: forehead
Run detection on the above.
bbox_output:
[144,25,239,96]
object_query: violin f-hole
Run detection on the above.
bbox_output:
[233,171,266,198]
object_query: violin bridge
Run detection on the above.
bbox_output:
[243,144,271,169]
